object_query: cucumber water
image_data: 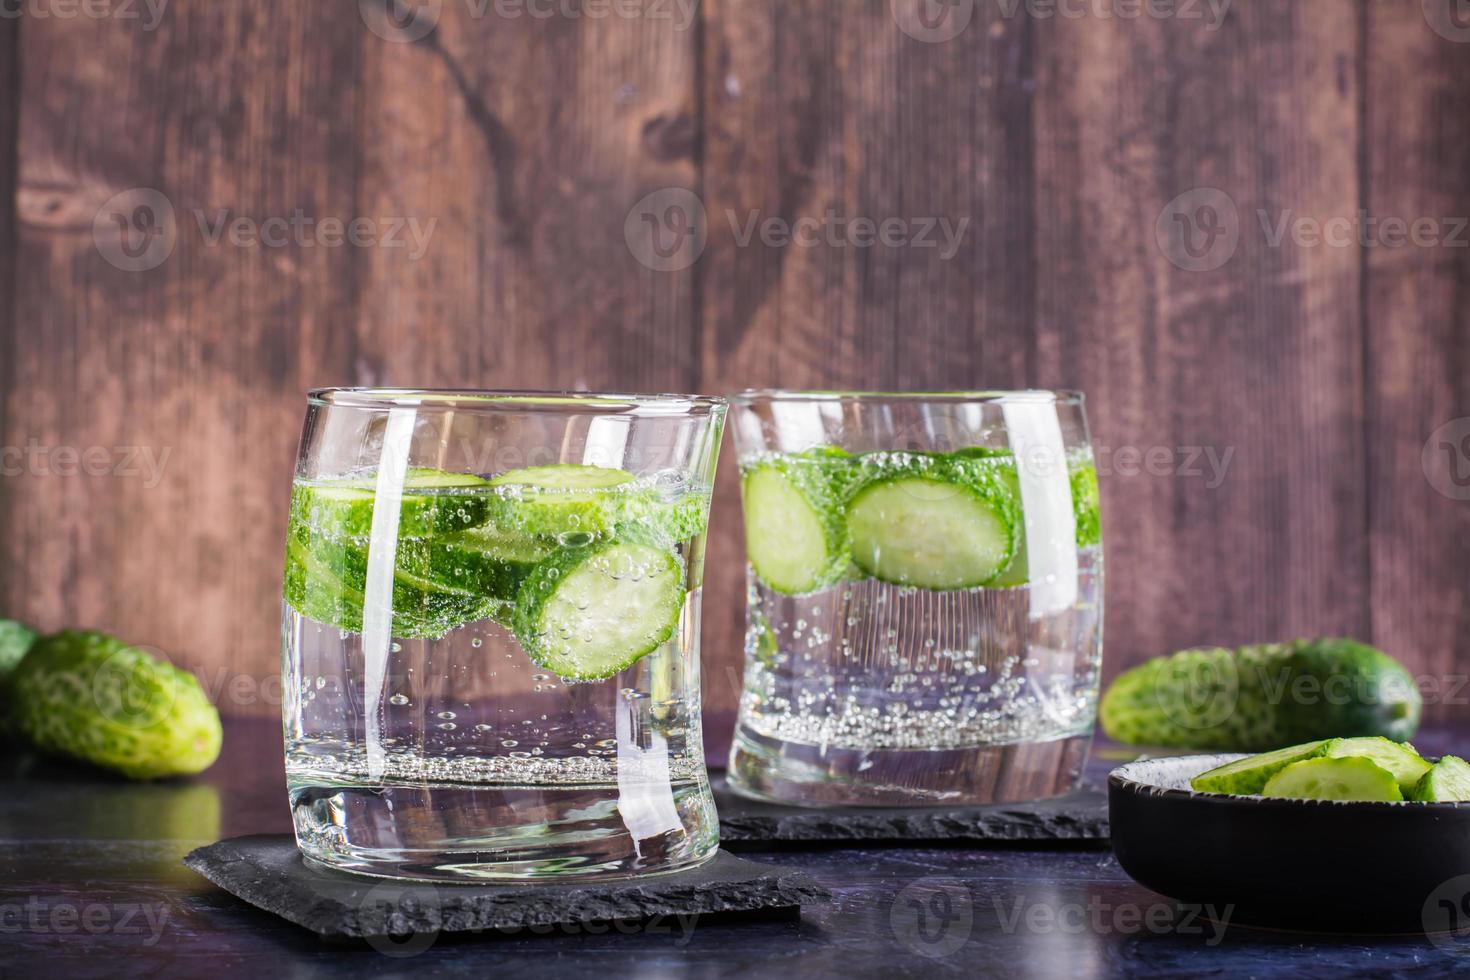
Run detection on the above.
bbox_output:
[731,443,1103,804]
[283,465,711,679]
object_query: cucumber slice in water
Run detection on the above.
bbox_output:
[284,525,499,639]
[1410,756,1470,802]
[1260,755,1403,802]
[1189,739,1332,795]
[293,469,492,539]
[741,462,849,595]
[489,464,640,535]
[1323,737,1431,794]
[845,460,1018,590]
[1070,460,1102,548]
[513,538,685,681]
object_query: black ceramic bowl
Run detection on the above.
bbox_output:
[1109,754,1470,933]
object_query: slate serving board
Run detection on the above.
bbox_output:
[184,835,829,940]
[713,774,1110,845]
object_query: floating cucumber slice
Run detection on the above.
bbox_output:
[512,537,685,680]
[1323,737,1431,794]
[845,457,1018,590]
[489,464,641,535]
[292,469,492,539]
[1189,739,1332,795]
[1410,756,1470,802]
[1070,459,1102,548]
[283,526,498,639]
[644,490,711,544]
[1260,755,1403,802]
[740,461,849,595]
[980,455,1029,588]
[402,523,554,606]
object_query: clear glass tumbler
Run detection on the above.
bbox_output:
[727,390,1103,807]
[281,389,726,881]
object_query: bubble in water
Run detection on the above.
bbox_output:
[437,721,457,731]
[388,694,410,706]
[315,676,326,690]
[391,642,402,653]
[501,739,519,748]
[474,723,493,733]
[437,711,456,721]
[470,637,483,649]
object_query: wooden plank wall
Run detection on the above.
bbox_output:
[1,0,1467,722]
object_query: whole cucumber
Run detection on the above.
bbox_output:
[0,618,37,684]
[1100,638,1420,751]
[8,630,222,779]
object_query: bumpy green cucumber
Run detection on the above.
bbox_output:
[844,455,1019,590]
[8,630,222,779]
[1189,739,1332,795]
[1260,755,1403,802]
[0,618,37,685]
[1323,737,1430,794]
[513,535,685,681]
[1100,638,1421,751]
[489,464,641,535]
[741,459,850,595]
[1410,756,1470,802]
[291,468,493,539]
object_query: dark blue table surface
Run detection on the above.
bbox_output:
[3,718,1469,978]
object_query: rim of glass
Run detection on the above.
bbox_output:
[308,387,727,416]
[732,388,1084,405]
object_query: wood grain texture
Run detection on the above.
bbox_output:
[1363,2,1470,722]
[697,0,1039,713]
[0,0,1466,725]
[1033,2,1368,681]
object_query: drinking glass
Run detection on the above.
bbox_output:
[727,390,1102,806]
[281,389,726,881]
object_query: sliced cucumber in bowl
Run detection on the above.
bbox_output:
[1260,755,1404,802]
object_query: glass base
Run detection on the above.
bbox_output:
[727,723,1091,808]
[289,779,720,883]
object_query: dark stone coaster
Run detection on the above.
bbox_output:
[184,835,828,939]
[713,773,1109,845]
